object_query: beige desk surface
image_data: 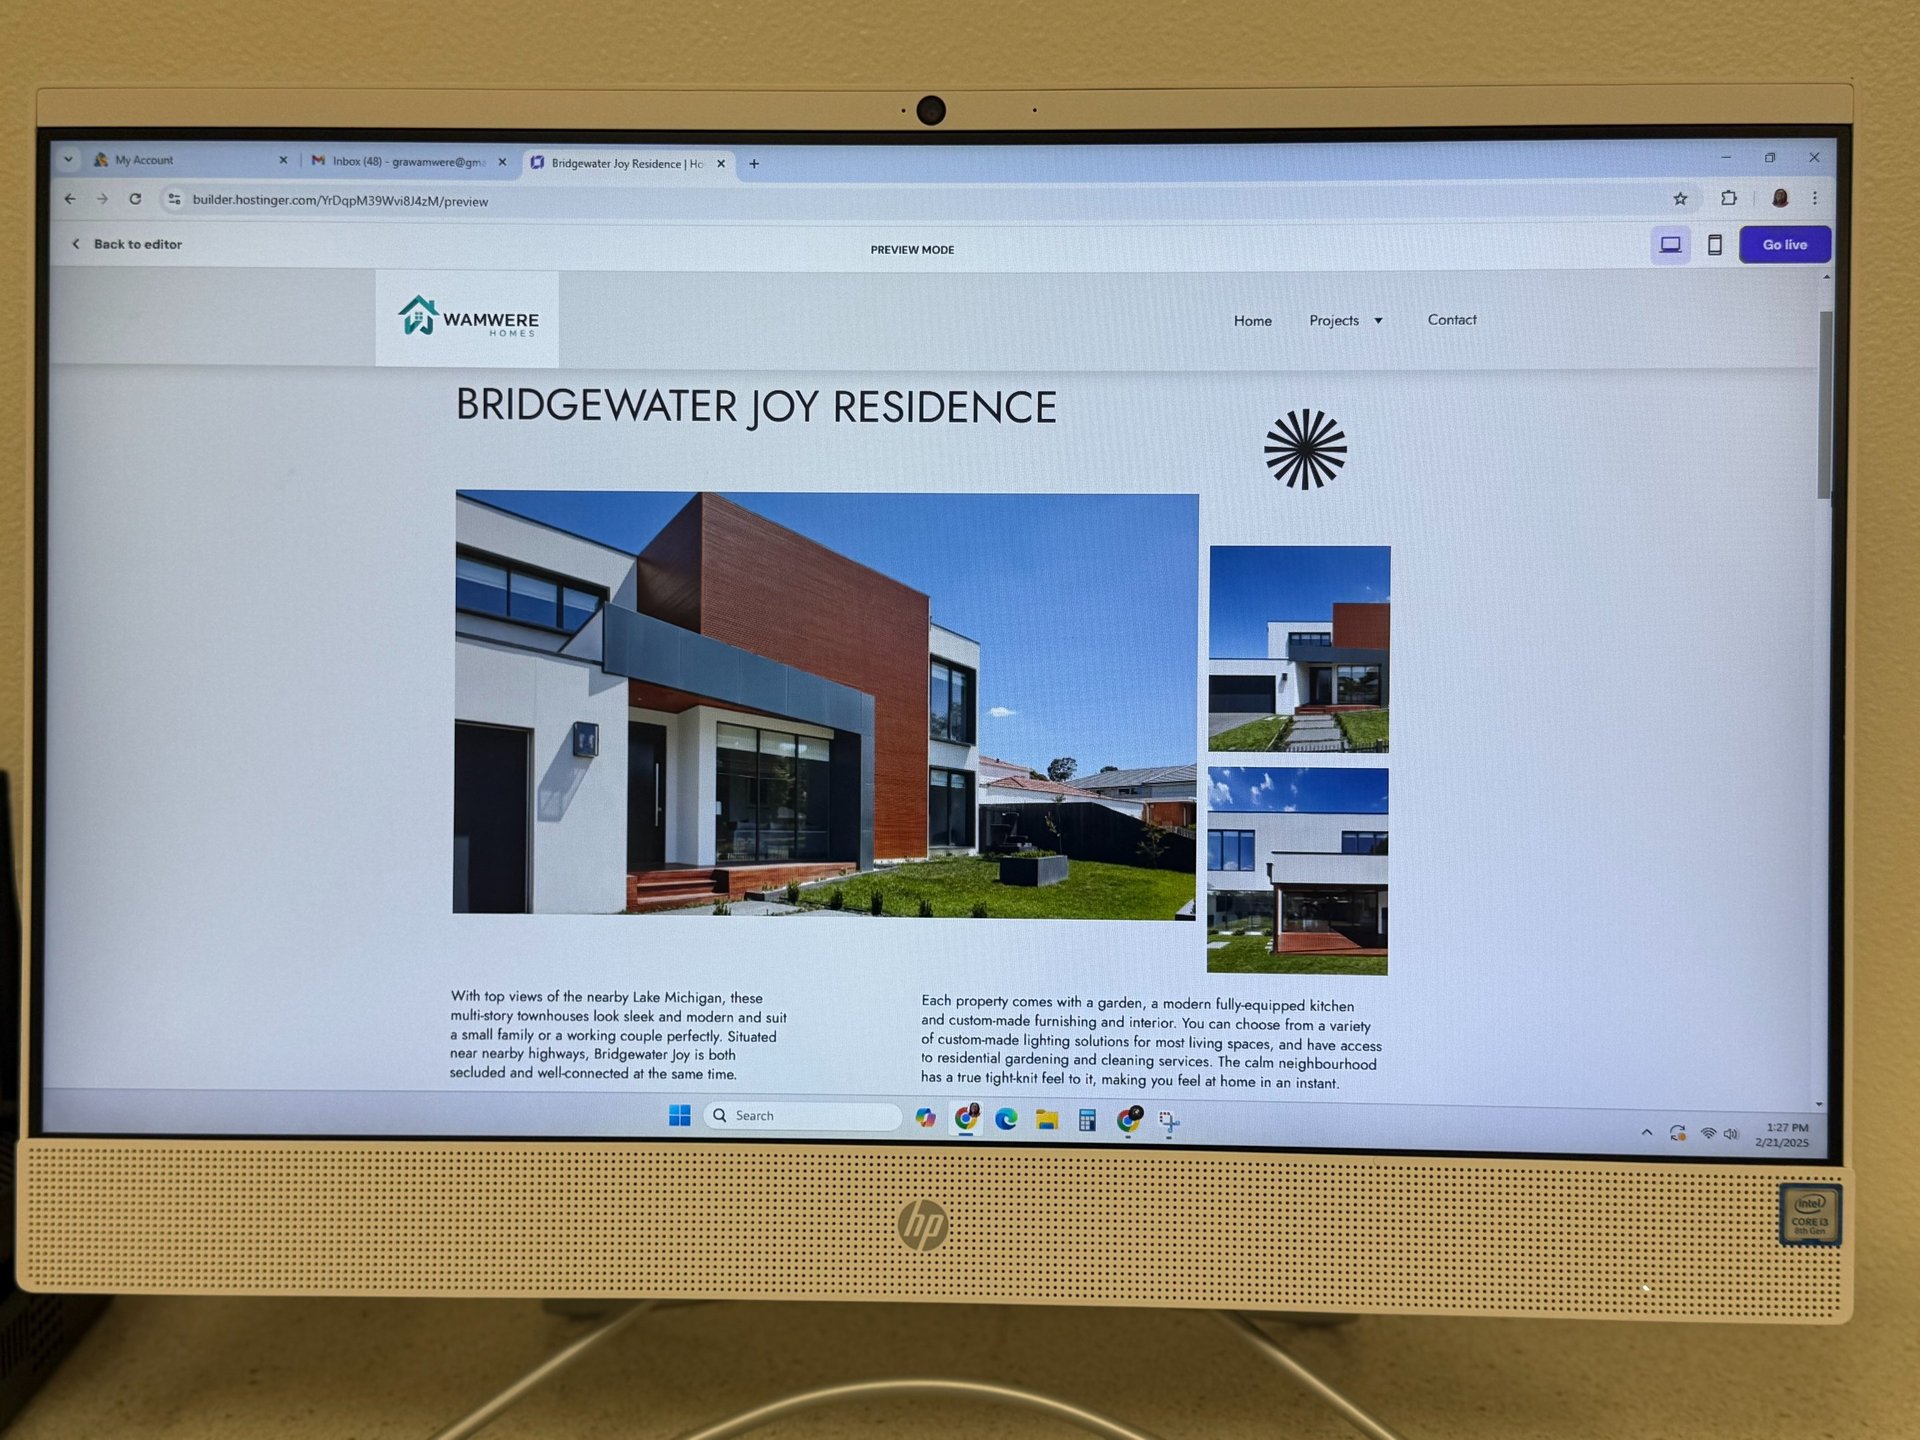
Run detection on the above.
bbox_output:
[8,1291,1916,1438]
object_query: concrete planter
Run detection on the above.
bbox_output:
[1000,854,1069,887]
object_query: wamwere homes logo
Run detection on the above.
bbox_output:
[398,294,540,339]
[1264,408,1349,491]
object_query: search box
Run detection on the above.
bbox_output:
[703,1101,903,1133]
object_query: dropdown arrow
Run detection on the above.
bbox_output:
[1373,316,1383,324]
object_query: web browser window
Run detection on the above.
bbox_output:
[34,132,1843,1161]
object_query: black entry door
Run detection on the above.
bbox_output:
[453,723,530,913]
[1307,667,1334,705]
[628,722,668,868]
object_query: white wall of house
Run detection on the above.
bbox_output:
[1266,620,1331,659]
[456,496,639,606]
[455,637,632,914]
[1205,810,1389,892]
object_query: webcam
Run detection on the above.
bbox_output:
[915,95,947,127]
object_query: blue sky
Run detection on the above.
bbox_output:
[468,490,1197,771]
[1207,766,1388,814]
[1210,546,1389,658]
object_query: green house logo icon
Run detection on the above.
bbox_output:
[399,295,439,335]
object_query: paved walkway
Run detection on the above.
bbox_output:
[1281,713,1345,751]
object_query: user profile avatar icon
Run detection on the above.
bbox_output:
[1773,188,1790,208]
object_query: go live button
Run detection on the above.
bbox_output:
[1740,226,1832,264]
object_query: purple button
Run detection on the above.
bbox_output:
[1739,226,1832,263]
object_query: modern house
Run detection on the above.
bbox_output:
[1206,808,1388,956]
[1066,764,1198,827]
[453,494,981,913]
[1208,602,1390,721]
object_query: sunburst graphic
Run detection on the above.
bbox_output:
[1264,409,1348,490]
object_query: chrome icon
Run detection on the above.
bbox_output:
[1117,1104,1146,1134]
[953,1102,981,1132]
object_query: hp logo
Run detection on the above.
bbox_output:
[896,1199,950,1252]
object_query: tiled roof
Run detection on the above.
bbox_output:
[1071,764,1197,791]
[983,776,1106,798]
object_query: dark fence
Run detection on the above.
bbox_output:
[980,801,1196,872]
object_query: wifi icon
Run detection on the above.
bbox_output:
[1700,1127,1718,1139]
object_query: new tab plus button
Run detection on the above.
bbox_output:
[1739,226,1832,264]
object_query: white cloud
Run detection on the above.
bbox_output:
[1251,773,1275,800]
[987,705,1016,718]
[1282,803,1299,812]
[1207,777,1233,806]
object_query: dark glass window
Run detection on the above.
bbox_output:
[456,547,606,635]
[1335,664,1383,705]
[509,571,557,627]
[562,587,601,631]
[1341,830,1389,855]
[715,723,833,862]
[929,766,974,848]
[1288,631,1332,648]
[930,659,975,744]
[1208,829,1255,871]
[455,556,509,616]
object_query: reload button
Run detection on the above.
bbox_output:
[1739,225,1832,264]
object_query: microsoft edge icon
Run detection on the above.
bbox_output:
[994,1107,1018,1131]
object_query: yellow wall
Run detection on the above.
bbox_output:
[1,1,1915,1429]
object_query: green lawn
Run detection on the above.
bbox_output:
[1205,928,1388,975]
[1211,715,1294,751]
[799,856,1194,920]
[1335,708,1389,751]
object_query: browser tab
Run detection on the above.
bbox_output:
[520,148,739,183]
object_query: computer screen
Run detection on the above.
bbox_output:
[32,128,1843,1166]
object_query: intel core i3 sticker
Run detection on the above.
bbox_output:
[1779,1184,1843,1247]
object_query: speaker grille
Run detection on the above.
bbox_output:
[19,1143,1848,1321]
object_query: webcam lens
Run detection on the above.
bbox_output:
[916,95,947,127]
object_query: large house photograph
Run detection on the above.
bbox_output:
[452,489,1196,920]
[1205,765,1389,976]
[1208,546,1390,754]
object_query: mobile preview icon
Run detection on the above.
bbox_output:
[1117,1104,1146,1135]
[994,1107,1019,1131]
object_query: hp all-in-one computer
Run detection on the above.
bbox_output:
[21,86,1850,1324]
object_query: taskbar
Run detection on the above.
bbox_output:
[40,1087,1831,1161]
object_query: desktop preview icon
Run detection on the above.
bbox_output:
[1035,1109,1060,1131]
[914,1107,938,1128]
[951,1102,982,1135]
[994,1107,1019,1131]
[1117,1104,1146,1134]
